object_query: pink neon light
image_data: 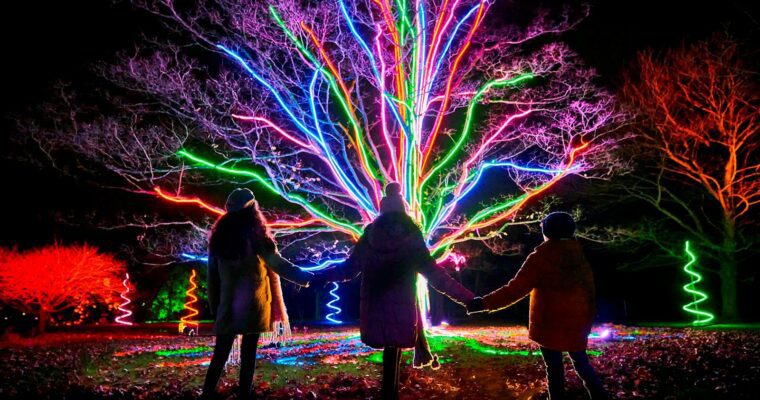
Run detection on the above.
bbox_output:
[421,0,488,172]
[231,114,314,150]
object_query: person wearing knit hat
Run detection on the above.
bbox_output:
[379,182,407,214]
[225,187,256,213]
[203,188,312,400]
[313,182,474,400]
[468,211,607,400]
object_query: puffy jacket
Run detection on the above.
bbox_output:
[322,213,474,348]
[208,251,310,335]
[483,239,596,351]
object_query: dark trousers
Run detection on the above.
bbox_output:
[382,347,402,400]
[203,333,260,400]
[539,347,607,400]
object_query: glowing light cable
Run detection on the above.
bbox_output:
[682,241,715,325]
[115,273,134,326]
[178,269,200,334]
[325,282,343,324]
[165,0,623,328]
[181,253,208,262]
[153,187,224,215]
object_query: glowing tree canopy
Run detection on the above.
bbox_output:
[0,244,125,332]
[27,1,625,277]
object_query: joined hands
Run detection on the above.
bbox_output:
[465,297,487,315]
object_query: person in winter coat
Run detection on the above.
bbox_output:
[202,188,312,400]
[315,183,475,400]
[467,212,607,400]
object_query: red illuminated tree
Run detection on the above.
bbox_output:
[0,244,126,332]
[622,36,759,321]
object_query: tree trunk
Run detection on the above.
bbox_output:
[38,309,48,334]
[719,218,739,322]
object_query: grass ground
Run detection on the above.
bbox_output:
[1,324,758,399]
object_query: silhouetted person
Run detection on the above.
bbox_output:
[315,183,474,400]
[203,188,312,400]
[468,212,607,400]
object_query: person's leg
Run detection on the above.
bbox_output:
[568,351,607,400]
[202,335,236,397]
[382,346,402,400]
[539,346,566,400]
[238,333,261,400]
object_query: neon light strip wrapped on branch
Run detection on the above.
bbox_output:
[138,0,623,323]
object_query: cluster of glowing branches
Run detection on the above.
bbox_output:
[135,0,618,323]
[159,0,619,263]
[681,241,715,325]
[115,273,134,326]
[178,269,200,334]
[325,282,343,324]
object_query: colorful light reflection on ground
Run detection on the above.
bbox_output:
[111,324,676,369]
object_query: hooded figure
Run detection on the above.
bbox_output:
[203,188,312,400]
[472,212,607,400]
[481,212,595,351]
[207,188,311,338]
[318,183,473,399]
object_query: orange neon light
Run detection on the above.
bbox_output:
[178,269,200,334]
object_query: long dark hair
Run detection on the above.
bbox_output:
[208,200,276,260]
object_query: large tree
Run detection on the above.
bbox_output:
[622,36,759,321]
[24,0,625,317]
[0,244,125,332]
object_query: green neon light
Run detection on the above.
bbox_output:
[682,241,715,325]
[268,6,319,66]
[156,346,212,357]
[364,334,601,363]
[420,73,534,195]
[177,150,362,237]
[270,6,381,183]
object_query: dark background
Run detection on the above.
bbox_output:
[0,0,758,326]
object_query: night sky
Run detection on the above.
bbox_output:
[0,0,757,321]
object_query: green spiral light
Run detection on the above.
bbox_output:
[682,241,715,325]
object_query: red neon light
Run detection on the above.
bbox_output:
[153,187,225,215]
[153,187,329,231]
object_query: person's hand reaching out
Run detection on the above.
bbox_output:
[466,297,487,315]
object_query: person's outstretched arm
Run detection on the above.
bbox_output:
[207,254,221,316]
[316,236,365,284]
[481,252,541,311]
[262,250,313,286]
[414,235,475,306]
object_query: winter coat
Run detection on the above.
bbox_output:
[483,239,596,352]
[207,250,311,335]
[322,213,474,348]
